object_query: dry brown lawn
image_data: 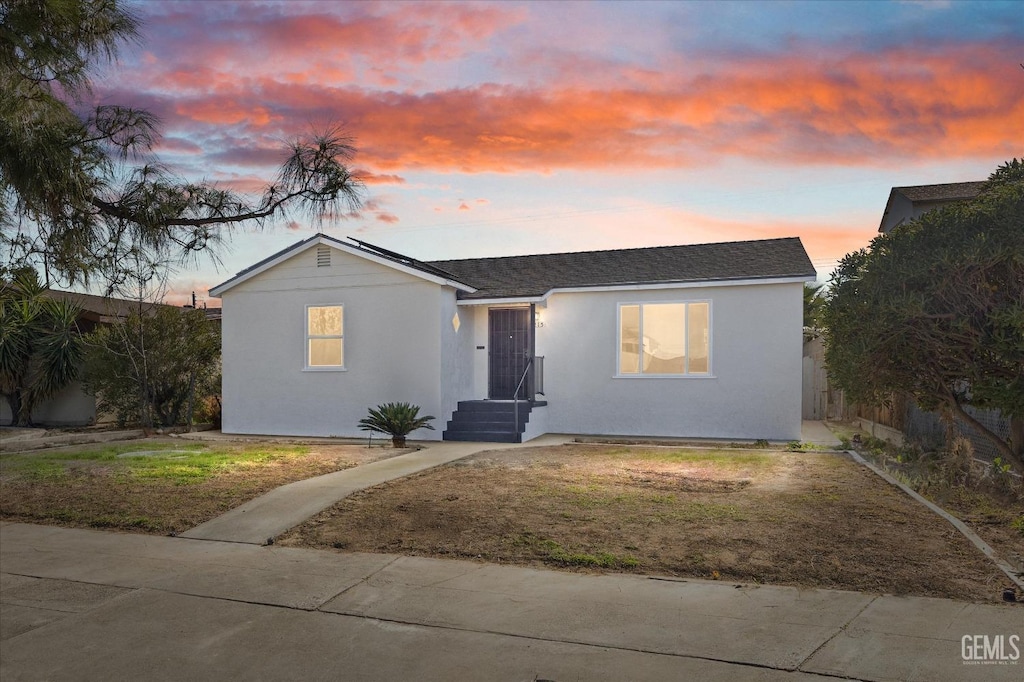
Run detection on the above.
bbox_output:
[0,439,404,535]
[280,444,1014,603]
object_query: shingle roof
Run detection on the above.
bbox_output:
[428,237,815,300]
[878,181,986,232]
[212,234,815,300]
[43,289,167,320]
[894,181,985,202]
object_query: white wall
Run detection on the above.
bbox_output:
[222,243,804,442]
[527,282,804,441]
[220,245,460,439]
[439,296,475,428]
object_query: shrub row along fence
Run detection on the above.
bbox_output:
[802,338,1011,460]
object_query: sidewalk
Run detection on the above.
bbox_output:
[182,434,570,544]
[1,522,1019,681]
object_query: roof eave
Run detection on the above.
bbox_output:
[209,234,477,297]
[457,274,816,304]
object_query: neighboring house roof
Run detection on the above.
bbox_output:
[211,234,815,302]
[43,289,165,324]
[893,181,986,202]
[430,237,815,300]
[878,181,985,232]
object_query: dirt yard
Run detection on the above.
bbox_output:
[0,439,404,535]
[280,444,1014,603]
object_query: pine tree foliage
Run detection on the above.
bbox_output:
[1,0,363,287]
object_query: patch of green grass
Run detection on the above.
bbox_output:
[549,549,640,569]
[0,443,311,485]
[786,440,839,452]
[85,515,162,531]
[2,459,68,481]
[508,531,639,569]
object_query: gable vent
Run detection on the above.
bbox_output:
[316,246,331,267]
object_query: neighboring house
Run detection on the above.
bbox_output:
[1,291,166,427]
[878,181,985,234]
[211,234,815,442]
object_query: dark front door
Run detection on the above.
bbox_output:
[489,308,531,399]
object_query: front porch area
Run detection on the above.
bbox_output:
[442,400,548,443]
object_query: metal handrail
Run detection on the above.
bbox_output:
[513,356,533,439]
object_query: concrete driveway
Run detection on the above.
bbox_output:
[2,522,1020,682]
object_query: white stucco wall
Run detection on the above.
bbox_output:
[219,244,461,439]
[440,296,475,428]
[505,282,804,441]
[222,239,803,442]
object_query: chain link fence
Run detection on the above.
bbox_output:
[902,403,1012,461]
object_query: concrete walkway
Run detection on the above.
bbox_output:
[182,434,570,545]
[800,420,844,448]
[2,522,1020,681]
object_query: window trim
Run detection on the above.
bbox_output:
[615,300,713,378]
[304,304,346,371]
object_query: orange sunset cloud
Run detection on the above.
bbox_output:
[147,40,1020,178]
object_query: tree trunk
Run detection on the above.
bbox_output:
[945,395,1023,472]
[391,435,406,448]
[3,392,23,427]
[185,372,196,432]
[137,380,152,431]
[1010,416,1024,459]
[12,388,32,427]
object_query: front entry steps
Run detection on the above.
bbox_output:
[442,400,547,443]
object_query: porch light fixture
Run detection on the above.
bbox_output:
[452,311,461,332]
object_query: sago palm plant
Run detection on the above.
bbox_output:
[358,402,435,447]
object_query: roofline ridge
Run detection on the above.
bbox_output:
[894,180,986,190]
[427,236,804,265]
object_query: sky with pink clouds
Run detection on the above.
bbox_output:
[91,0,1023,305]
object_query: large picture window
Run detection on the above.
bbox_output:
[306,305,343,368]
[619,302,710,376]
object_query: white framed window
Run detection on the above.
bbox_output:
[306,305,344,370]
[618,301,710,376]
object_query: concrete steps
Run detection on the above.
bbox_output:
[442,400,546,443]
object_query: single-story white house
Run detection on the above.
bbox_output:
[210,234,816,442]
